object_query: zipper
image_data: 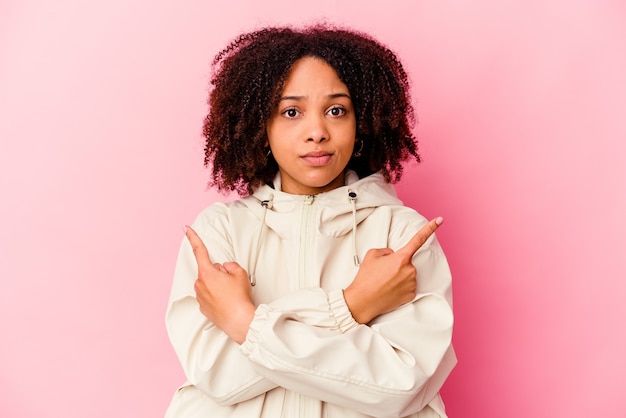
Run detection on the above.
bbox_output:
[298,194,317,418]
[298,195,315,290]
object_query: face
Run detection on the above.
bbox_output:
[266,57,357,195]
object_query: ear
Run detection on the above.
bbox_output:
[353,139,363,157]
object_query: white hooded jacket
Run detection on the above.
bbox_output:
[165,171,457,418]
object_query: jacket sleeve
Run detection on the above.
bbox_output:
[165,206,279,406]
[239,215,457,418]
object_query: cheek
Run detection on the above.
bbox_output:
[266,127,280,150]
[266,116,283,143]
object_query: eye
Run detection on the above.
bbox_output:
[281,108,300,119]
[327,106,346,117]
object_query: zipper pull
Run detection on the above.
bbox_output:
[304,195,315,205]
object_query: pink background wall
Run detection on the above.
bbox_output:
[1,0,625,416]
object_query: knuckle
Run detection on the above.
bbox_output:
[398,252,414,264]
[365,248,381,258]
[401,265,416,278]
[414,235,426,247]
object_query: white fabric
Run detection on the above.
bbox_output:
[165,172,456,418]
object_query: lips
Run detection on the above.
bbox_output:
[301,151,333,166]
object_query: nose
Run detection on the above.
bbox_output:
[306,113,329,143]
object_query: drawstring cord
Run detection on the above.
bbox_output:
[250,190,358,285]
[348,190,360,266]
[249,194,273,286]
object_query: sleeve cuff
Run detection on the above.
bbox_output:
[240,289,359,357]
[328,289,360,333]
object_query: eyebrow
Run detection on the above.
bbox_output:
[279,93,352,101]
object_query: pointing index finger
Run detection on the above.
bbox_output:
[396,217,444,257]
[184,225,215,270]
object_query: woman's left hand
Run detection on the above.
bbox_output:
[184,225,256,344]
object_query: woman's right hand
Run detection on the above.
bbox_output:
[343,217,443,324]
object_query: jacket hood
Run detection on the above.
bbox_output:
[241,171,403,240]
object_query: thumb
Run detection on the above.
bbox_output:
[364,248,394,259]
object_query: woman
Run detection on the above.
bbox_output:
[166,24,456,417]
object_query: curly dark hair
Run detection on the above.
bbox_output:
[204,24,420,195]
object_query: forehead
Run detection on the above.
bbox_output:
[280,57,349,95]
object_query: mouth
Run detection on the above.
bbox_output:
[300,151,333,166]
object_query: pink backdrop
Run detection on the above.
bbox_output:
[1,1,625,416]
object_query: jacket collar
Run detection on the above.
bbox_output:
[242,171,403,238]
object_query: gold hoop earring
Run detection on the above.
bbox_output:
[264,147,272,165]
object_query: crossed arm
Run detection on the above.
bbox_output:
[186,216,444,344]
[166,215,453,415]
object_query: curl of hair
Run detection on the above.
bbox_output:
[204,24,419,195]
